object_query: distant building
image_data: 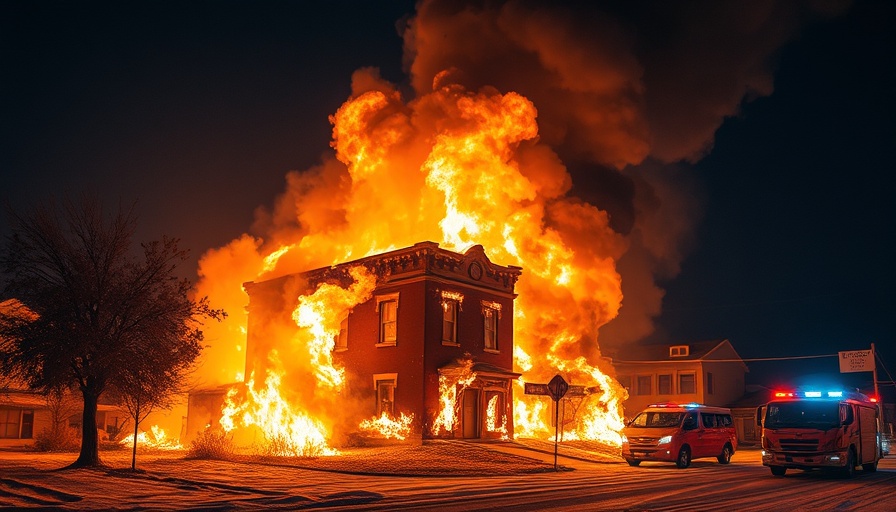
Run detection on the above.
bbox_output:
[610,339,748,426]
[186,242,522,443]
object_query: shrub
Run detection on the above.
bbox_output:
[33,426,80,452]
[187,428,234,460]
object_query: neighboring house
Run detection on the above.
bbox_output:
[610,339,748,422]
[0,385,127,448]
[0,387,47,449]
[186,241,522,443]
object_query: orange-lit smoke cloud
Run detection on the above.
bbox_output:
[191,0,847,421]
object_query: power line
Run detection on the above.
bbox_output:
[613,354,837,364]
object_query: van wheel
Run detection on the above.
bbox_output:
[676,446,691,468]
[862,461,878,472]
[841,448,856,479]
[625,458,641,467]
[770,466,786,476]
[717,444,733,464]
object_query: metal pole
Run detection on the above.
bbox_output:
[872,342,880,400]
[554,398,559,470]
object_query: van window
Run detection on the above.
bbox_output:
[718,414,732,427]
[629,411,684,428]
[682,412,699,430]
[701,413,716,428]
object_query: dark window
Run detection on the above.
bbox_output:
[20,410,33,439]
[379,299,397,345]
[706,372,714,395]
[483,307,498,351]
[618,375,632,393]
[679,373,696,394]
[335,316,348,351]
[658,374,672,395]
[375,379,395,417]
[637,375,652,395]
[1,408,18,438]
[442,299,458,344]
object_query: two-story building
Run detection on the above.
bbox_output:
[187,241,522,444]
[611,339,748,420]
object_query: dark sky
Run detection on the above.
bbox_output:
[2,1,894,396]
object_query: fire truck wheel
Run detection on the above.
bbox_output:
[625,458,641,467]
[841,449,856,479]
[717,444,733,464]
[675,446,691,468]
[862,461,878,472]
[770,466,786,476]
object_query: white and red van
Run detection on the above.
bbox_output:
[621,402,737,468]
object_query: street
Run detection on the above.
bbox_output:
[321,447,896,511]
[2,445,893,510]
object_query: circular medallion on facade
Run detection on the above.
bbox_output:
[468,261,483,280]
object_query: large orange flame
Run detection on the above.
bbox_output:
[195,69,628,451]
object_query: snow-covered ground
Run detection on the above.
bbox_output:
[1,441,893,510]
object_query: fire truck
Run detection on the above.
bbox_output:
[756,389,884,477]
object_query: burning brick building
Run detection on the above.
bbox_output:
[188,242,522,448]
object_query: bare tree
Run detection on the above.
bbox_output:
[111,349,193,470]
[0,197,224,468]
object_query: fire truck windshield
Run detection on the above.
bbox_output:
[629,412,684,428]
[765,401,840,430]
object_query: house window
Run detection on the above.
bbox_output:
[618,375,632,393]
[669,345,689,357]
[376,294,399,346]
[706,372,714,395]
[678,373,696,394]
[0,408,33,439]
[482,302,500,351]
[658,374,672,395]
[636,375,652,396]
[373,373,397,417]
[334,316,348,351]
[442,298,458,345]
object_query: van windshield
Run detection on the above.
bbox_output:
[764,401,840,430]
[629,411,684,428]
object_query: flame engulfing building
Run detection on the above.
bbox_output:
[188,242,522,446]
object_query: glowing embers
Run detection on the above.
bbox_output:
[359,412,415,440]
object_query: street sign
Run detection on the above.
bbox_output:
[547,374,569,401]
[839,349,874,373]
[524,383,551,396]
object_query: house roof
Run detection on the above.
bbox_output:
[244,241,523,299]
[610,339,744,364]
[0,390,46,408]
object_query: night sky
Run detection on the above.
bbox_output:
[3,1,894,396]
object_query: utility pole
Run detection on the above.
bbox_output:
[872,342,880,400]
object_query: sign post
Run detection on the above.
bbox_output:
[547,375,569,470]
[524,374,574,470]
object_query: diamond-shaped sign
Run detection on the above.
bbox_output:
[547,374,569,401]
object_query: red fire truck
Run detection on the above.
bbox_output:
[757,390,884,477]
